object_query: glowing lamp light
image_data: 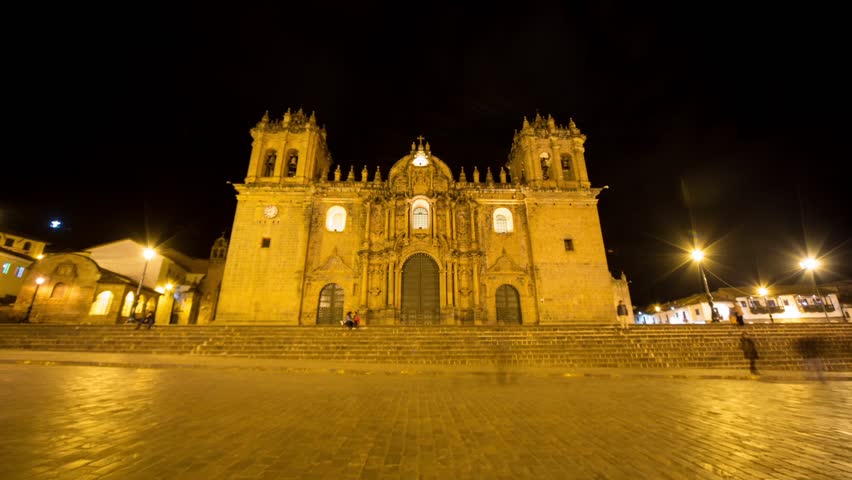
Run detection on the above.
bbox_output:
[154,286,165,294]
[143,248,156,260]
[35,276,45,285]
[691,249,704,262]
[758,287,768,296]
[36,254,44,260]
[165,283,174,291]
[49,220,62,229]
[654,305,661,312]
[413,151,428,166]
[799,258,819,270]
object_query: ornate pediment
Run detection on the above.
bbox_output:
[311,248,355,276]
[486,248,526,274]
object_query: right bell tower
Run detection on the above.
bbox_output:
[506,113,591,188]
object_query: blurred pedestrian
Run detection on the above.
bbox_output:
[616,300,630,328]
[739,332,759,375]
[795,336,825,382]
[341,311,355,330]
[353,311,362,329]
[734,302,745,326]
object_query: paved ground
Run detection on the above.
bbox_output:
[0,351,850,480]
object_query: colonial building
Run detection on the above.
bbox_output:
[639,286,846,324]
[216,109,630,325]
[0,231,47,303]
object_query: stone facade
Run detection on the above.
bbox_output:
[216,109,631,325]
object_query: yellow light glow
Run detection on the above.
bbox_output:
[654,305,661,312]
[165,283,174,291]
[143,248,156,260]
[691,249,704,262]
[36,254,44,260]
[154,287,165,294]
[799,257,819,270]
[758,287,768,296]
[35,276,45,285]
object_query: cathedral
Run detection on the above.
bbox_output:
[215,109,631,325]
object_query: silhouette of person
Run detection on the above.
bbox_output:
[739,332,759,375]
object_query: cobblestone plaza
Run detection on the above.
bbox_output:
[1,356,850,479]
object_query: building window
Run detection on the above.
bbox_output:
[767,299,777,307]
[411,199,430,230]
[50,283,67,299]
[695,308,700,316]
[3,239,12,247]
[740,301,747,307]
[1,263,9,274]
[413,208,428,229]
[564,239,574,251]
[122,292,134,316]
[261,237,271,248]
[23,242,31,251]
[286,150,299,177]
[492,207,514,233]
[783,299,790,306]
[561,154,574,181]
[325,206,347,232]
[15,267,25,278]
[540,153,551,180]
[89,291,114,315]
[263,150,277,177]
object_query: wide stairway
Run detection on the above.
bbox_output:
[0,324,850,371]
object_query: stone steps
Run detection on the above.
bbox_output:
[1,324,850,370]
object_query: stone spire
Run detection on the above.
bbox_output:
[361,165,369,182]
[499,167,507,184]
[473,167,480,184]
[346,165,355,182]
[459,167,467,183]
[485,167,494,185]
[374,166,382,183]
[334,165,342,182]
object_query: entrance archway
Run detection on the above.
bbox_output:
[496,284,522,324]
[317,283,344,325]
[401,253,440,324]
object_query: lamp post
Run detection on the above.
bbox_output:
[692,249,718,322]
[23,276,45,323]
[758,287,774,324]
[799,257,831,322]
[128,247,156,323]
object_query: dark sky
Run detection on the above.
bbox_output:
[2,2,849,308]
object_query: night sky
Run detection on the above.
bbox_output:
[2,2,849,308]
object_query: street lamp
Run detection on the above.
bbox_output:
[799,257,831,322]
[758,287,774,324]
[23,276,45,323]
[128,247,156,323]
[692,249,719,322]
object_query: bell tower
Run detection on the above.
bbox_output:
[244,108,332,184]
[506,113,590,188]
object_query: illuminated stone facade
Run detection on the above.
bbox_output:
[216,109,631,325]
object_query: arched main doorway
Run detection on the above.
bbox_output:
[495,284,522,324]
[316,283,344,325]
[401,253,440,324]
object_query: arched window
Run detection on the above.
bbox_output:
[411,199,430,230]
[23,241,32,251]
[136,295,145,314]
[263,150,277,177]
[286,149,299,177]
[50,283,67,299]
[122,292,134,316]
[89,291,114,315]
[560,154,574,180]
[325,206,347,232]
[492,207,514,233]
[539,152,551,180]
[145,298,156,314]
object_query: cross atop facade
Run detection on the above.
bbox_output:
[416,135,425,146]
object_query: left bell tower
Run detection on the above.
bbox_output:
[244,108,332,184]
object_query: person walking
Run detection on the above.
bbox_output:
[795,336,825,382]
[616,300,630,328]
[739,332,759,375]
[733,302,745,326]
